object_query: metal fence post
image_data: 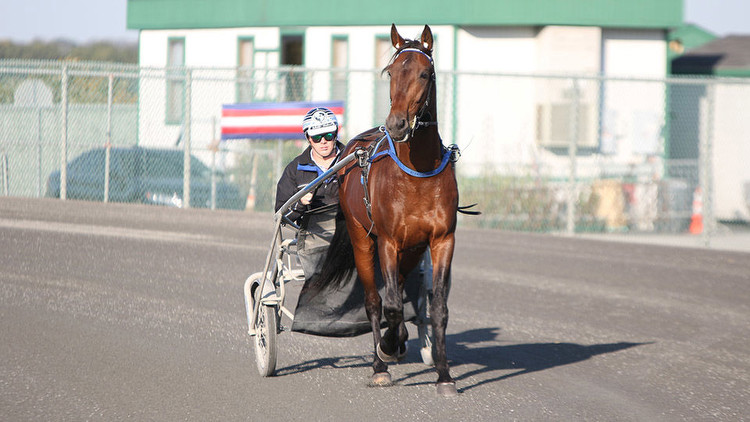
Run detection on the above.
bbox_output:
[37,107,43,197]
[210,116,217,211]
[183,68,192,209]
[104,74,114,203]
[700,81,716,247]
[566,78,580,235]
[60,63,69,200]
[1,152,8,196]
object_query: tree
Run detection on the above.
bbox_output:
[0,39,136,63]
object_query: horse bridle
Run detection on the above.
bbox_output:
[390,47,437,142]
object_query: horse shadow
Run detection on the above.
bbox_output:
[399,327,649,392]
[275,327,649,392]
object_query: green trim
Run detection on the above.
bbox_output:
[128,0,682,30]
[716,69,750,78]
[672,67,750,78]
[165,37,185,126]
[668,24,717,51]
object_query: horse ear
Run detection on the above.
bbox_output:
[420,25,433,51]
[391,23,405,50]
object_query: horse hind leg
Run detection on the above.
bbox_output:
[376,276,408,363]
[377,249,422,362]
[376,319,408,363]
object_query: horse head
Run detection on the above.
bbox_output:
[384,24,435,142]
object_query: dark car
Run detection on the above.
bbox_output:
[46,146,246,210]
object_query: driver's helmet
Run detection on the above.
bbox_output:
[302,107,339,136]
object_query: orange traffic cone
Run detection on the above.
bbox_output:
[245,193,256,211]
[689,187,703,235]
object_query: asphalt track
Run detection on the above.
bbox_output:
[1,197,748,421]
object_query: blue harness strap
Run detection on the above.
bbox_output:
[369,128,452,178]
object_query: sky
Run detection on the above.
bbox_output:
[0,0,748,44]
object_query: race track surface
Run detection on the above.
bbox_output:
[1,198,748,420]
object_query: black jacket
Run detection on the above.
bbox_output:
[274,142,345,225]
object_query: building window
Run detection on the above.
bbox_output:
[535,83,598,150]
[166,37,185,124]
[237,37,254,102]
[374,36,393,126]
[281,34,304,101]
[331,36,348,102]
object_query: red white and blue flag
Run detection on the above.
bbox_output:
[221,100,345,140]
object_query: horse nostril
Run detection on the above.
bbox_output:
[386,115,408,132]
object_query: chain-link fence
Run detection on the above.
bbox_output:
[2,59,749,241]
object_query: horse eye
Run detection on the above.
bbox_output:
[420,72,429,80]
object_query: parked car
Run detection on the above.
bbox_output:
[46,146,246,210]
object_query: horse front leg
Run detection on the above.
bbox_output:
[431,236,458,396]
[376,240,408,363]
[347,222,390,385]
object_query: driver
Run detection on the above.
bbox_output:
[274,107,345,278]
[274,107,344,224]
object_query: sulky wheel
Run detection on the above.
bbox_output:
[253,285,278,377]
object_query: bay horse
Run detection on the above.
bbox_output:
[313,24,459,396]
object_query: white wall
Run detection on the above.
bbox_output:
[712,84,750,220]
[600,29,667,158]
[455,27,537,170]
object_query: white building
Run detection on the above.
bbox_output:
[127,0,683,176]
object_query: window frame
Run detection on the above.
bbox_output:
[165,37,186,125]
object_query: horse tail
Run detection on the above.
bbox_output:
[308,209,357,293]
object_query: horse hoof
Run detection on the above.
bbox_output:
[369,372,393,387]
[436,382,458,397]
[376,342,408,363]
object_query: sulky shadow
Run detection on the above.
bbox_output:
[274,326,648,392]
[274,354,371,376]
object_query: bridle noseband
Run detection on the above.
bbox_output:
[390,47,437,142]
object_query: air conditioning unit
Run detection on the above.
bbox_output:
[536,102,598,148]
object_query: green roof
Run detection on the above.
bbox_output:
[669,24,717,51]
[127,0,683,30]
